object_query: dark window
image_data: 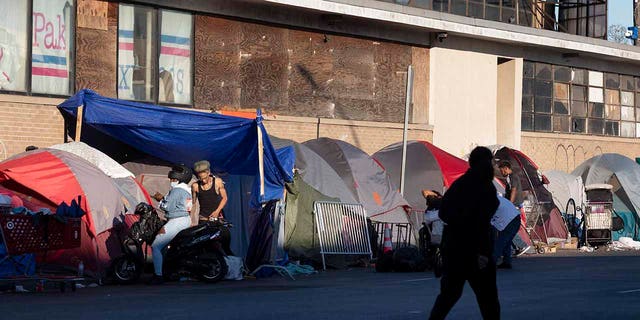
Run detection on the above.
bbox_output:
[535,97,552,113]
[605,73,620,89]
[535,63,552,80]
[522,96,534,112]
[553,116,571,132]
[588,118,604,135]
[521,113,534,131]
[554,100,569,115]
[572,118,586,133]
[571,101,587,117]
[589,103,604,118]
[621,75,635,91]
[554,66,572,83]
[535,80,553,97]
[534,114,552,131]
[523,79,534,96]
[523,61,535,78]
[605,121,619,136]
[571,85,587,101]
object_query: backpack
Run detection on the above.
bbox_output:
[130,203,165,243]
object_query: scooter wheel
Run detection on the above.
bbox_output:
[198,254,228,283]
[112,256,142,284]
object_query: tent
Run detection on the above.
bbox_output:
[572,153,640,240]
[544,170,585,216]
[373,140,468,212]
[270,136,357,204]
[0,148,140,276]
[57,89,294,208]
[303,138,410,223]
[50,142,152,208]
[57,89,295,270]
[491,145,569,244]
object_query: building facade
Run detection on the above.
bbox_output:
[0,0,639,172]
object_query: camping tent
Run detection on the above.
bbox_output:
[303,138,410,223]
[544,170,585,216]
[490,145,569,244]
[270,136,357,204]
[57,89,295,270]
[57,89,294,207]
[373,140,468,212]
[50,142,152,208]
[572,153,640,240]
[0,148,141,276]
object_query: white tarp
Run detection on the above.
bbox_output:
[50,142,134,178]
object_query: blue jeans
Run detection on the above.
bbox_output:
[493,216,520,266]
[151,216,191,276]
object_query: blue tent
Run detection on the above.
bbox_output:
[57,89,294,207]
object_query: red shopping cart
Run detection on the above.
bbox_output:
[0,213,84,292]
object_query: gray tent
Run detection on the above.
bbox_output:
[544,170,585,216]
[303,138,410,223]
[270,137,357,204]
[572,153,640,240]
[373,140,469,212]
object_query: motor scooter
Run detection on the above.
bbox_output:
[112,203,230,284]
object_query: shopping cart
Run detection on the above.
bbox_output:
[583,184,613,246]
[0,213,84,292]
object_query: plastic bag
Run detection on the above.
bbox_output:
[224,256,245,280]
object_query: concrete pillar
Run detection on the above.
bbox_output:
[496,58,523,149]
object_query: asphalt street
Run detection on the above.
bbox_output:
[1,250,640,320]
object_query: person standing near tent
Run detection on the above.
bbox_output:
[149,165,194,285]
[498,161,523,209]
[191,160,227,224]
[491,194,522,270]
[429,146,500,320]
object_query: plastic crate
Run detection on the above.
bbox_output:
[0,215,82,255]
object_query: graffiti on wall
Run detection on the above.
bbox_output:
[554,143,603,172]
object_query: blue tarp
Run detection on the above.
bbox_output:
[58,89,294,206]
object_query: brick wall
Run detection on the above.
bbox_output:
[0,95,65,160]
[521,132,640,173]
[264,115,433,154]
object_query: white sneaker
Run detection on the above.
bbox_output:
[515,246,531,257]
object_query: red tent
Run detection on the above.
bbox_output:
[492,146,569,244]
[0,149,146,277]
[373,140,468,212]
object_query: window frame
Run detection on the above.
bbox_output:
[0,0,76,98]
[116,3,195,107]
[522,59,640,139]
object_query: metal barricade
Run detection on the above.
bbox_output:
[314,201,372,270]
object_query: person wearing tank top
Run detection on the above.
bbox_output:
[192,160,227,223]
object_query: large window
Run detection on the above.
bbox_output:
[376,0,533,26]
[0,0,75,95]
[118,4,192,105]
[522,61,640,138]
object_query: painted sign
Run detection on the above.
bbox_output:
[31,0,73,95]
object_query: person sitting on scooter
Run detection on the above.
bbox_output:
[149,165,195,284]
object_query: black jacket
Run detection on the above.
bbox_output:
[439,168,499,268]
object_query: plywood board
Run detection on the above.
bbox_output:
[77,0,108,30]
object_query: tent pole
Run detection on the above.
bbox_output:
[400,65,414,196]
[75,105,84,142]
[257,112,265,198]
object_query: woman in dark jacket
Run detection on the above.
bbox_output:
[429,146,500,320]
